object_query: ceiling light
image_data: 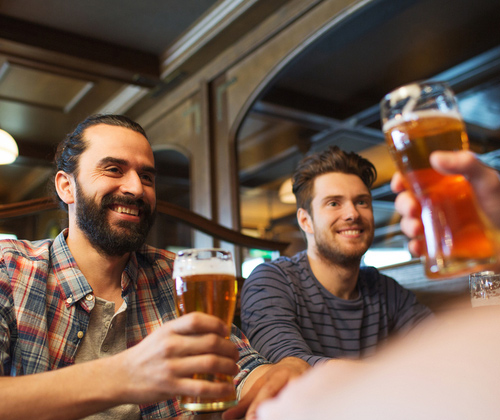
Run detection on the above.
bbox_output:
[0,128,19,165]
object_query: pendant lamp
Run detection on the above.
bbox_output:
[0,128,19,165]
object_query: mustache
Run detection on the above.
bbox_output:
[101,194,151,213]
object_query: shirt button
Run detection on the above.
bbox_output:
[102,345,109,352]
[85,294,94,301]
[66,297,73,304]
[77,331,84,339]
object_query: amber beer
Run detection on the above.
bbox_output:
[382,82,498,278]
[173,249,238,411]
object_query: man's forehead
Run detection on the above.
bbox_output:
[313,172,370,197]
[82,124,153,158]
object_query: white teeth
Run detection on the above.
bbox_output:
[115,206,139,216]
[342,230,361,235]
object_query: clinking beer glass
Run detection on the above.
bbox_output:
[380,81,498,278]
[173,248,238,411]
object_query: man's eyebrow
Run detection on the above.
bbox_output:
[321,193,372,202]
[97,156,157,176]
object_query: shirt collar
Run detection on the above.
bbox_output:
[50,229,94,308]
[122,250,139,297]
[51,229,141,307]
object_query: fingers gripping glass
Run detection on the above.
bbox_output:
[173,248,238,411]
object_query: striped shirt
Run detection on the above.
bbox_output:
[0,230,268,419]
[241,250,432,366]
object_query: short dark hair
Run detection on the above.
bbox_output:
[292,146,377,214]
[53,114,148,211]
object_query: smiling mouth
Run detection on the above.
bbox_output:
[339,229,363,236]
[110,205,139,216]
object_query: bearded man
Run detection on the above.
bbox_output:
[0,114,309,420]
[241,146,432,366]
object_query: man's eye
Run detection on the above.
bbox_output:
[327,202,338,207]
[141,174,155,184]
[106,167,121,174]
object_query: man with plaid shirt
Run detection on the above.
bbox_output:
[0,114,308,420]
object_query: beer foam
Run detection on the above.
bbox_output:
[173,249,236,277]
[382,109,463,133]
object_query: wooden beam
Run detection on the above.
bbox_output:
[0,14,161,87]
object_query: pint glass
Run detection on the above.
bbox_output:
[173,248,238,411]
[380,81,497,278]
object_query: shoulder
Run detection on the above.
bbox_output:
[243,250,309,289]
[0,238,53,264]
[137,244,176,262]
[251,249,307,273]
[0,238,54,294]
[359,265,414,297]
[135,244,176,274]
[360,266,395,283]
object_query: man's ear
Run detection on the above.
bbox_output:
[55,171,75,205]
[297,208,314,234]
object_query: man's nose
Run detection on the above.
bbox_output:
[120,172,145,197]
[342,202,361,220]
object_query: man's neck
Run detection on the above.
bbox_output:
[65,227,129,308]
[306,248,360,300]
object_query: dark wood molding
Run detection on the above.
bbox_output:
[0,14,161,87]
[0,197,289,253]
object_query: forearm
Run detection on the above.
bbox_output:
[0,356,128,420]
[240,357,310,399]
[223,357,310,420]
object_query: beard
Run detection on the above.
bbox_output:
[74,181,156,256]
[314,225,373,268]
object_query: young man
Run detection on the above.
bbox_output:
[254,149,500,420]
[241,146,432,365]
[0,115,308,420]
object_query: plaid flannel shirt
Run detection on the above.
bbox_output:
[0,230,268,419]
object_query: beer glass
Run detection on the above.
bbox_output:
[380,81,497,278]
[173,248,238,411]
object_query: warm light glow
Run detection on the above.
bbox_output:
[0,129,19,165]
[278,178,295,204]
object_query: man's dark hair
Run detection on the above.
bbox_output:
[53,114,148,211]
[292,146,377,214]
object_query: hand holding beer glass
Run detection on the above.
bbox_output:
[381,81,498,278]
[173,248,238,411]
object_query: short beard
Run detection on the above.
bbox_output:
[316,239,364,268]
[75,181,156,256]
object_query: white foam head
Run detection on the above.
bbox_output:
[382,108,462,133]
[173,248,236,277]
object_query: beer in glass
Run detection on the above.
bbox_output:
[173,248,238,411]
[380,81,498,278]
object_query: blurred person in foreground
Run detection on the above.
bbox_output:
[0,114,308,420]
[256,150,500,420]
[241,146,431,366]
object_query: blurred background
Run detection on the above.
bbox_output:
[1,0,499,307]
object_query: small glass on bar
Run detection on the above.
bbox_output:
[173,248,238,412]
[470,271,500,307]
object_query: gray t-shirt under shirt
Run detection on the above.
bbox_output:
[74,296,141,420]
[241,250,432,365]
